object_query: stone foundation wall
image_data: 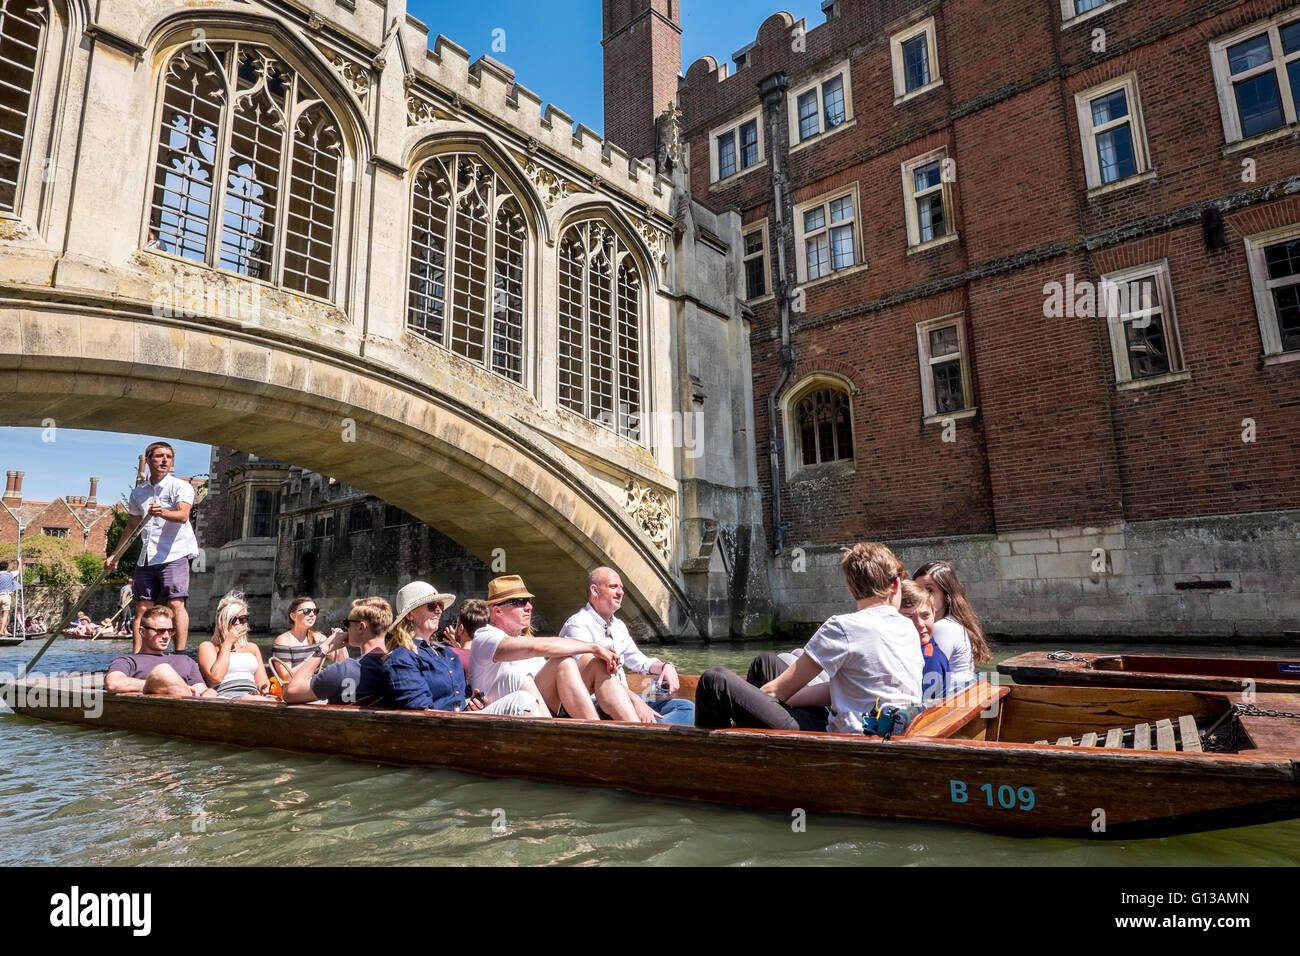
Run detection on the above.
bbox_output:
[766,510,1300,643]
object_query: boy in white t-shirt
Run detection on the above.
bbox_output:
[695,542,923,734]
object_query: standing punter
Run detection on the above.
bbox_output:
[106,442,199,652]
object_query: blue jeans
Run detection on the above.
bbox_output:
[649,697,696,725]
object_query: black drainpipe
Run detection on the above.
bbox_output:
[759,71,792,556]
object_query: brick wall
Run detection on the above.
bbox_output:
[603,0,682,159]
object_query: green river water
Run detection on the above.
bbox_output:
[2,637,1299,866]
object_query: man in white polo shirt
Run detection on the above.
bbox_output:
[106,442,199,652]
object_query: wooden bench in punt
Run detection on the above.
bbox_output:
[999,651,1300,694]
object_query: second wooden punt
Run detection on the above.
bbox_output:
[999,651,1300,693]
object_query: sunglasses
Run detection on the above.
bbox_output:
[231,614,250,626]
[502,597,532,608]
[296,607,319,615]
[427,602,444,613]
[141,625,175,635]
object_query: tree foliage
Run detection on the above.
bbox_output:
[74,551,105,584]
[105,510,141,577]
[0,535,80,589]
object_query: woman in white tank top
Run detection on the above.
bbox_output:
[198,592,271,700]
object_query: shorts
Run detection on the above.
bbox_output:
[0,593,11,611]
[133,558,191,602]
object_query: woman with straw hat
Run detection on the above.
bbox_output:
[383,581,543,716]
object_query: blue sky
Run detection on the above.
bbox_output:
[409,0,828,134]
[1,2,823,501]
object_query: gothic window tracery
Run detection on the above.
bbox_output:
[0,0,46,211]
[149,42,343,299]
[793,385,853,468]
[557,220,643,442]
[407,153,526,383]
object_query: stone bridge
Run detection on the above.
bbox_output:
[0,0,766,638]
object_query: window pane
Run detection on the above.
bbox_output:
[928,325,959,358]
[0,4,42,209]
[917,192,945,242]
[913,160,941,193]
[798,90,819,140]
[1227,34,1273,74]
[739,120,759,168]
[803,205,825,233]
[932,359,964,413]
[1290,60,1300,111]
[822,75,846,129]
[1234,73,1284,137]
[830,224,853,271]
[798,398,817,466]
[806,234,830,280]
[744,231,764,256]
[1274,285,1300,351]
[1125,313,1171,378]
[903,35,930,91]
[830,196,853,222]
[1075,0,1106,13]
[833,399,852,461]
[717,130,736,178]
[1095,123,1136,183]
[1264,239,1300,280]
[1283,21,1300,54]
[1090,89,1128,126]
[745,256,766,298]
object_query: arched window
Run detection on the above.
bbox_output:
[0,0,45,211]
[407,153,526,382]
[558,220,643,441]
[149,42,343,299]
[791,384,853,468]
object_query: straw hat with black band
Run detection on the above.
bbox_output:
[484,575,535,606]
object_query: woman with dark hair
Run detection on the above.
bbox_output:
[911,560,990,691]
[269,595,346,681]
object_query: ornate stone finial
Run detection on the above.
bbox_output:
[655,103,684,176]
[636,217,670,269]
[307,12,324,31]
[624,479,673,561]
[320,47,369,105]
[522,159,571,208]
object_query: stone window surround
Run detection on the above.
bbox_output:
[780,372,857,479]
[1099,259,1189,388]
[1244,222,1300,362]
[915,311,975,422]
[786,59,855,152]
[1209,10,1300,145]
[901,146,959,251]
[890,17,942,105]
[1074,72,1153,193]
[143,35,355,305]
[742,218,773,302]
[708,105,765,185]
[1059,0,1126,29]
[793,183,864,285]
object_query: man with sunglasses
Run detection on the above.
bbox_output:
[468,575,633,720]
[105,606,213,697]
[282,597,390,706]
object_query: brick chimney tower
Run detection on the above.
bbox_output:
[88,476,99,507]
[3,470,22,503]
[602,0,682,162]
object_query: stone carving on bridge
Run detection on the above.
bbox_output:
[407,89,453,126]
[514,154,573,208]
[623,479,673,562]
[320,47,369,106]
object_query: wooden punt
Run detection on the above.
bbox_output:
[999,651,1300,693]
[5,673,1300,838]
[0,636,25,646]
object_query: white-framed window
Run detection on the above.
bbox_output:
[795,187,860,283]
[407,152,528,383]
[742,220,771,300]
[148,41,347,300]
[0,0,46,212]
[902,148,957,248]
[787,61,853,146]
[557,219,645,443]
[1075,73,1151,190]
[1244,225,1300,359]
[1100,261,1186,385]
[783,375,855,475]
[710,108,763,183]
[916,313,974,420]
[1210,13,1300,144]
[891,18,941,102]
[1060,0,1126,28]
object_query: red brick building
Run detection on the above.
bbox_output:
[608,0,1300,638]
[0,471,122,556]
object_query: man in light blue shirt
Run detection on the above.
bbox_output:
[0,560,17,636]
